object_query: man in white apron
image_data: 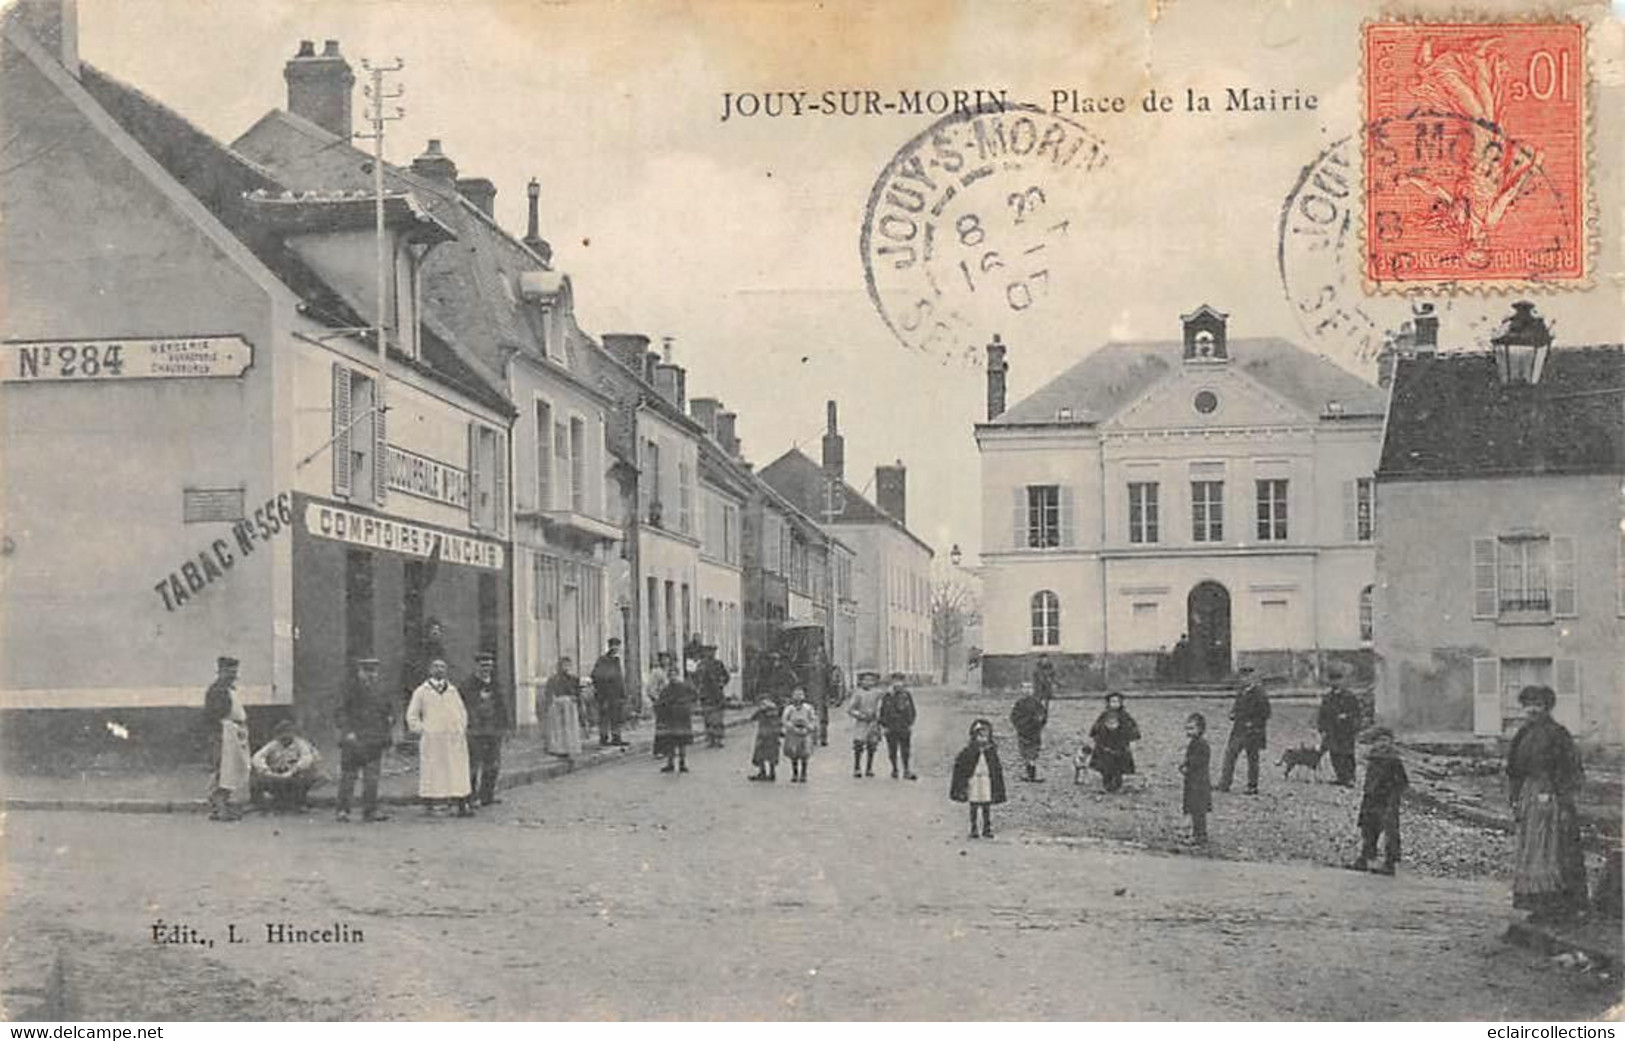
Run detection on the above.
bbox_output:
[406,658,473,816]
[202,656,249,822]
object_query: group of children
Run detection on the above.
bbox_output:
[748,687,819,782]
[952,703,1411,870]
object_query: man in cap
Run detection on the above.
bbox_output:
[250,718,322,812]
[1318,662,1363,786]
[1217,666,1271,794]
[201,656,249,822]
[462,651,511,807]
[336,657,393,822]
[590,638,629,747]
[879,670,919,780]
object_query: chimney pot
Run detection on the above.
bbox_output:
[874,462,907,526]
[321,39,341,57]
[821,400,845,483]
[296,39,316,57]
[601,333,650,375]
[522,176,551,267]
[985,334,1009,420]
[715,412,740,457]
[411,139,458,184]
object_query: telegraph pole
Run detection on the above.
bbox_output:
[355,57,405,426]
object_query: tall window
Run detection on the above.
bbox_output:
[569,417,586,513]
[554,421,571,514]
[1359,585,1374,642]
[535,400,553,509]
[1256,479,1289,541]
[1498,537,1554,612]
[1191,481,1224,542]
[1128,482,1159,544]
[1027,485,1060,548]
[469,423,503,533]
[644,439,662,526]
[1473,535,1576,619]
[1030,590,1060,647]
[678,461,692,534]
[1355,478,1375,541]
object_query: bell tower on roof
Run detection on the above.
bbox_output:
[1181,304,1229,362]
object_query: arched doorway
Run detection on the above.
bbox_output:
[1186,581,1231,682]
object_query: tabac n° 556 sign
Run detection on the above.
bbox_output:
[0,336,254,383]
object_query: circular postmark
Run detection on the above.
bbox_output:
[1280,112,1572,366]
[861,104,1107,365]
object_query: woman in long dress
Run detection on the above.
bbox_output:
[406,658,473,816]
[540,657,583,758]
[1506,684,1589,921]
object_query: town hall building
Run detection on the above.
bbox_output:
[974,306,1386,692]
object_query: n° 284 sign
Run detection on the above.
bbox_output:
[1,336,254,383]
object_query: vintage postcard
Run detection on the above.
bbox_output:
[1,0,1621,1024]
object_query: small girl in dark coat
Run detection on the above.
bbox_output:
[749,696,782,782]
[1088,692,1141,792]
[1180,712,1212,844]
[949,718,1007,839]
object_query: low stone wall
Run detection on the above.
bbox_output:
[981,648,1375,694]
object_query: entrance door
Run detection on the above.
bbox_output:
[1186,581,1231,682]
[346,548,375,661]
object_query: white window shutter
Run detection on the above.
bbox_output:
[468,421,482,530]
[1342,480,1356,541]
[1472,657,1502,736]
[1472,537,1498,619]
[1552,536,1577,617]
[332,364,352,498]
[1012,487,1026,549]
[494,430,508,536]
[372,400,388,506]
[1553,659,1581,731]
[1060,485,1077,548]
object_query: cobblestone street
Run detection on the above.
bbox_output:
[2,688,1615,1020]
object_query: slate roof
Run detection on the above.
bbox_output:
[234,109,555,391]
[985,338,1385,426]
[77,65,512,416]
[759,449,934,555]
[1377,346,1625,481]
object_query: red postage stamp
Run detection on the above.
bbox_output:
[1363,22,1587,288]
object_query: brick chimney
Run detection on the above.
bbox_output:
[457,177,497,218]
[1377,303,1440,390]
[821,401,845,482]
[715,412,740,457]
[18,0,78,75]
[601,333,650,375]
[410,139,457,185]
[654,364,686,411]
[986,334,1009,420]
[284,39,353,140]
[875,461,907,525]
[690,397,722,438]
[523,177,553,268]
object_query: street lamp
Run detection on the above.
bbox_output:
[1492,301,1552,387]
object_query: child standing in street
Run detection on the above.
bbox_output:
[1180,712,1212,845]
[1347,726,1409,875]
[780,687,818,783]
[749,695,781,782]
[949,719,1007,839]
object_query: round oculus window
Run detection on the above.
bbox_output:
[1194,390,1219,414]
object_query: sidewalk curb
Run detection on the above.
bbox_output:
[1502,919,1620,974]
[2,710,758,815]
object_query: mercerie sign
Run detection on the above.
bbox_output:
[2,336,254,382]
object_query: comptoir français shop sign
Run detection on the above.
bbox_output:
[305,503,504,570]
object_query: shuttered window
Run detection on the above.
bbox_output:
[535,400,553,511]
[332,363,352,498]
[1554,659,1581,731]
[372,395,387,507]
[1471,657,1501,736]
[1552,536,1577,618]
[1344,478,1375,541]
[1471,537,1498,618]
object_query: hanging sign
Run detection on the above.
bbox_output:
[2,336,254,383]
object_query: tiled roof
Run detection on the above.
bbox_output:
[77,66,512,416]
[234,110,552,391]
[1378,346,1625,481]
[987,338,1385,426]
[759,449,934,554]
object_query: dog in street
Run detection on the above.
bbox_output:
[1278,744,1326,781]
[1072,745,1092,784]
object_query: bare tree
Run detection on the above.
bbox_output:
[930,577,981,684]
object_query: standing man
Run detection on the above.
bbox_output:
[1318,662,1363,787]
[406,658,473,816]
[202,655,249,822]
[847,669,885,778]
[695,645,731,749]
[1010,672,1051,783]
[590,638,628,747]
[462,651,510,807]
[1032,654,1057,700]
[879,671,918,780]
[1217,666,1271,794]
[336,657,393,822]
